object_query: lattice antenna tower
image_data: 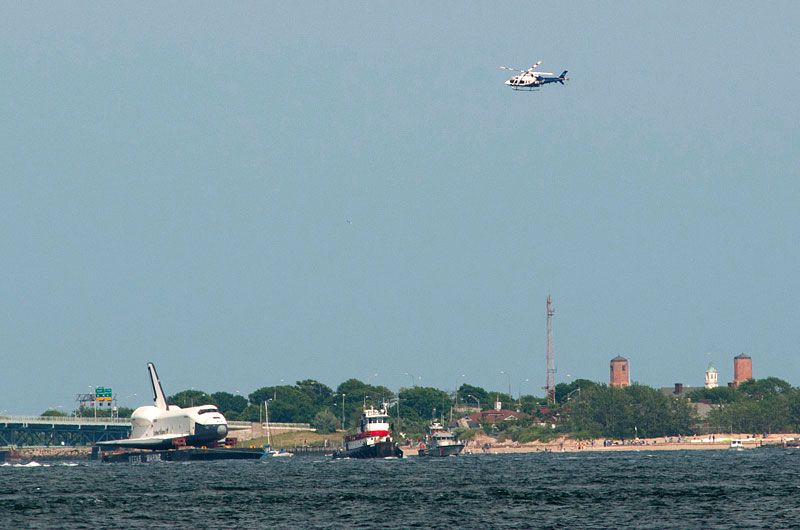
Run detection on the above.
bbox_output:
[545,295,556,405]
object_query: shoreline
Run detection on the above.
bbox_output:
[403,433,799,454]
[1,446,93,462]
[3,433,797,462]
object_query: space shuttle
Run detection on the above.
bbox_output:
[97,363,228,450]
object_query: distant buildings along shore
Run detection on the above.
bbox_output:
[608,353,754,389]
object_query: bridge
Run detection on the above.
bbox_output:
[0,416,314,447]
[0,416,131,447]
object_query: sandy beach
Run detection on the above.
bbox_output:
[404,433,800,455]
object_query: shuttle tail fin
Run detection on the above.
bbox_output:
[147,362,168,411]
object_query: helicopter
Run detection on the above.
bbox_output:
[499,61,568,91]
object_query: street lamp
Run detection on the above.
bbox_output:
[565,387,581,402]
[500,370,511,398]
[455,374,466,406]
[396,393,401,432]
[341,393,346,430]
[518,378,529,409]
[88,385,98,419]
[404,372,415,388]
[467,394,481,411]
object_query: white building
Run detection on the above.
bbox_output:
[704,364,718,389]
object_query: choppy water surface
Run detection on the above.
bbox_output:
[2,450,799,529]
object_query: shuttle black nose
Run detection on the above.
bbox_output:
[194,422,228,442]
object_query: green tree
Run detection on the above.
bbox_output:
[399,386,452,421]
[788,389,800,431]
[708,392,792,434]
[738,377,792,398]
[556,379,597,404]
[76,406,116,418]
[336,379,394,404]
[250,386,316,423]
[296,379,334,402]
[237,404,262,422]
[312,408,339,433]
[168,390,215,408]
[517,395,545,416]
[625,384,696,437]
[701,378,796,435]
[457,384,488,410]
[565,384,696,439]
[210,391,248,417]
[567,384,632,438]
[41,409,68,417]
[686,386,739,404]
[454,428,478,441]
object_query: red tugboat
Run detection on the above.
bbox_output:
[333,404,403,459]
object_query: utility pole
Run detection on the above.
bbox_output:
[341,393,346,430]
[545,295,556,405]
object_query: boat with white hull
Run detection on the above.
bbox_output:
[262,400,293,457]
[418,421,464,457]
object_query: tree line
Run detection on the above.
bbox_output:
[40,376,800,441]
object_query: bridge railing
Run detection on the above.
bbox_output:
[0,417,312,429]
[0,415,131,425]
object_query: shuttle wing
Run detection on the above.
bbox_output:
[97,434,186,449]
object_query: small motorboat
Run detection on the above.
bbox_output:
[730,440,745,450]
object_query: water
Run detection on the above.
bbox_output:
[2,450,798,529]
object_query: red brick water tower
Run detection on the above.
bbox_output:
[733,353,752,386]
[610,355,630,387]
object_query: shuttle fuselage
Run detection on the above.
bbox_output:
[98,363,229,450]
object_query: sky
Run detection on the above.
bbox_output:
[1,2,798,414]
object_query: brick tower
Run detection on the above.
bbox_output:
[610,355,630,387]
[733,353,752,386]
